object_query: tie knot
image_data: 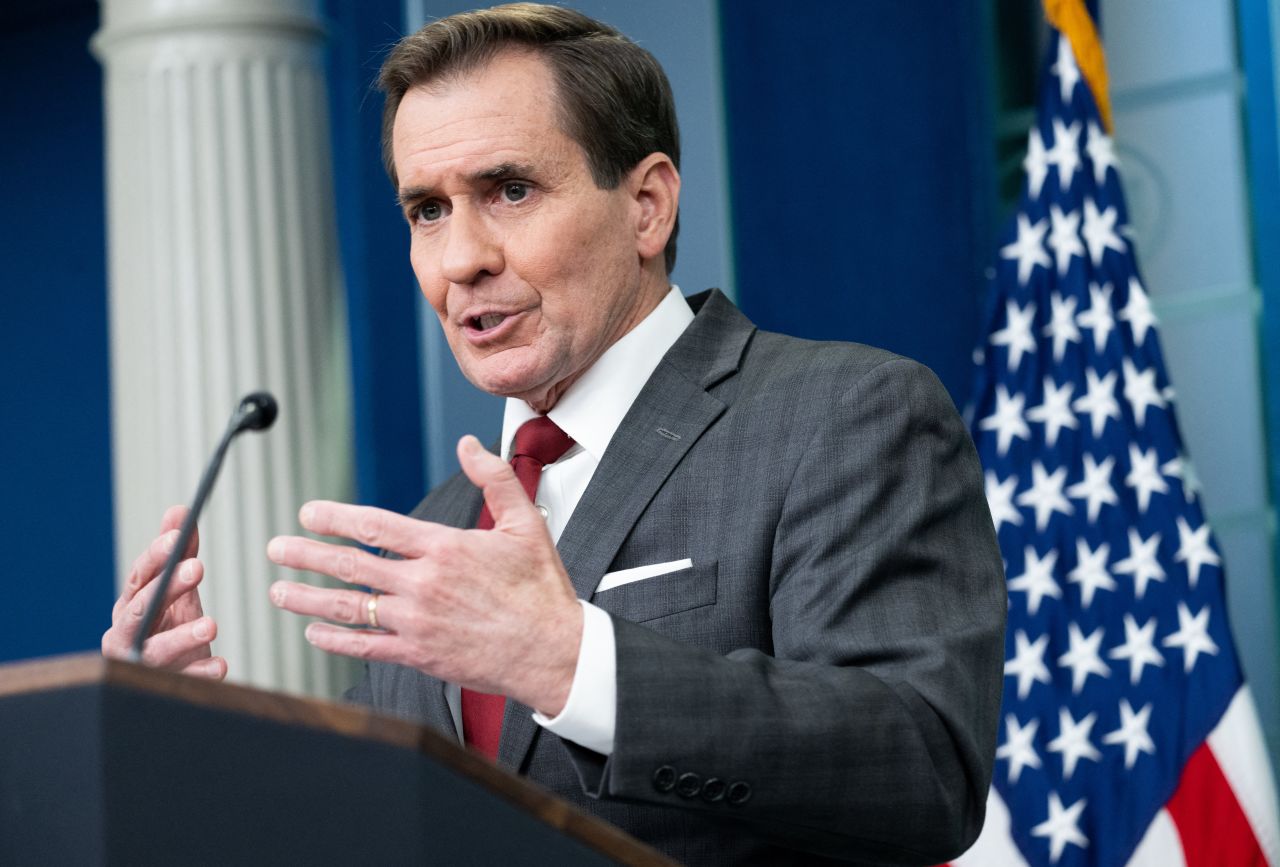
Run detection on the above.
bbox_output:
[511,416,575,467]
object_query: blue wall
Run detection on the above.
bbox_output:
[0,3,115,662]
[325,0,427,513]
[719,1,997,406]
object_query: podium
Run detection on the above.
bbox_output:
[0,653,673,865]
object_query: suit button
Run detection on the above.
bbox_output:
[652,765,677,793]
[727,781,753,806]
[701,777,726,802]
[676,772,702,798]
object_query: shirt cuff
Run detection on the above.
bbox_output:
[532,600,617,755]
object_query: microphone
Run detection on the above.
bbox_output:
[129,392,279,662]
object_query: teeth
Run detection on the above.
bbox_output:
[477,314,506,331]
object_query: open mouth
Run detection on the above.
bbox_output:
[470,313,507,332]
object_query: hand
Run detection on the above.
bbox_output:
[101,505,227,680]
[267,435,583,715]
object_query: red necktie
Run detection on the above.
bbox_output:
[462,416,575,759]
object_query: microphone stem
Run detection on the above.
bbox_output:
[128,413,243,662]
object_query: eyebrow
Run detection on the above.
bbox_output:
[397,162,536,209]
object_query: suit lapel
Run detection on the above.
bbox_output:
[496,290,755,771]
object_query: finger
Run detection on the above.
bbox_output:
[166,560,206,623]
[266,536,403,593]
[269,581,392,629]
[303,622,404,663]
[295,501,434,559]
[182,656,227,680]
[158,504,200,558]
[168,642,214,672]
[123,521,197,603]
[140,616,217,668]
[123,529,177,602]
[118,558,204,648]
[457,435,541,531]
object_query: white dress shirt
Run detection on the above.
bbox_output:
[503,286,694,756]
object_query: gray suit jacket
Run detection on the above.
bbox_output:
[347,290,1006,866]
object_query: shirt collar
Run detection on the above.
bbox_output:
[500,286,695,461]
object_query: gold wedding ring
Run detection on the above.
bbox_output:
[366,592,381,630]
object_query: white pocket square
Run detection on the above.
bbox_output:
[596,558,693,593]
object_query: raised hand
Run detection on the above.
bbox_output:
[101,505,226,680]
[267,435,582,715]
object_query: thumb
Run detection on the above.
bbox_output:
[457,435,539,531]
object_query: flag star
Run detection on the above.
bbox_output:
[1027,377,1078,447]
[1067,453,1118,523]
[1046,118,1083,191]
[979,385,1032,457]
[1025,126,1051,200]
[1043,292,1083,362]
[1086,121,1118,185]
[1046,206,1086,276]
[1072,368,1121,438]
[1008,545,1062,615]
[1067,537,1116,607]
[1120,277,1158,346]
[1016,461,1074,531]
[1110,613,1165,684]
[1051,35,1082,103]
[1122,358,1167,427]
[1032,792,1089,864]
[1005,629,1052,699]
[1162,454,1202,503]
[1001,216,1052,287]
[997,715,1042,784]
[1164,602,1220,673]
[1047,708,1102,780]
[1076,282,1116,353]
[1081,198,1126,265]
[1125,443,1170,514]
[1103,699,1156,770]
[1175,516,1221,588]
[1114,526,1166,599]
[990,299,1039,371]
[1058,622,1111,693]
[985,470,1023,533]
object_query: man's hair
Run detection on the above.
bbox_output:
[379,2,681,272]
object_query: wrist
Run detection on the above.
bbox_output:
[529,599,583,716]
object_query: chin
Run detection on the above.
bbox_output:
[462,363,548,402]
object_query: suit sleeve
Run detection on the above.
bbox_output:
[562,358,1007,865]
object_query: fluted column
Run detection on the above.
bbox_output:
[93,0,356,696]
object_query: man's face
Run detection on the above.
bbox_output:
[392,51,657,411]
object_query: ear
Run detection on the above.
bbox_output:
[626,153,680,264]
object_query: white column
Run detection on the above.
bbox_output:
[93,0,357,697]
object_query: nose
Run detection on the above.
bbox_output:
[440,205,503,285]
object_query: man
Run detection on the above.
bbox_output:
[102,5,1006,864]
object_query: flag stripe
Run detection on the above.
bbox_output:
[1208,688,1280,866]
[1167,743,1269,867]
[1128,809,1186,867]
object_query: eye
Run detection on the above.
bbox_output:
[501,182,529,203]
[413,201,444,223]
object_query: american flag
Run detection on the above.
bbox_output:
[955,9,1280,867]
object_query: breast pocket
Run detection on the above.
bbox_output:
[590,560,718,623]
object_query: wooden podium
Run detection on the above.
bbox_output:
[0,653,673,866]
